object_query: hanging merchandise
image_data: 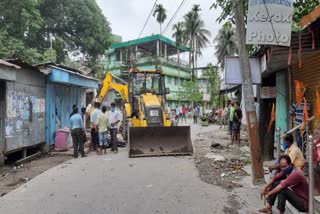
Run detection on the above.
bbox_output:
[268,102,275,132]
[295,80,306,107]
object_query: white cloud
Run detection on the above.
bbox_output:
[97,0,223,66]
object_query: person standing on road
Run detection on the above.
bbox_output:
[70,104,77,118]
[167,105,171,119]
[194,105,200,124]
[175,105,180,123]
[228,102,235,135]
[81,107,88,152]
[231,102,242,145]
[182,104,187,123]
[109,102,121,153]
[70,107,86,158]
[217,107,223,128]
[97,106,109,155]
[222,105,228,128]
[90,102,101,152]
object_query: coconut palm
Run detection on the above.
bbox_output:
[183,5,211,80]
[214,23,238,69]
[153,4,167,58]
[172,21,184,64]
[153,4,167,34]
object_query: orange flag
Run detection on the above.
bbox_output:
[269,103,275,132]
[300,97,310,135]
[295,80,306,107]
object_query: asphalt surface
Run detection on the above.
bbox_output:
[0,122,231,214]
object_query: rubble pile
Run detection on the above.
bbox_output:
[195,156,248,190]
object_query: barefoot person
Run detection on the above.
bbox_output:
[258,155,308,214]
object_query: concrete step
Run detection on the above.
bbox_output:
[286,196,320,214]
[315,196,320,214]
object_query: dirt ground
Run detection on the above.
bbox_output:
[193,124,252,191]
[0,154,72,197]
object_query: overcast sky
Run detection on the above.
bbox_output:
[97,0,223,67]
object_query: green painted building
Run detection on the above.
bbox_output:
[104,34,192,107]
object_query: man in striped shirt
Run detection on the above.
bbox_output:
[290,98,310,150]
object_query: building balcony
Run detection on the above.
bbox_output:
[105,57,191,74]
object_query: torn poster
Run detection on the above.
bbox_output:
[7,91,17,117]
[5,118,14,137]
[16,113,23,131]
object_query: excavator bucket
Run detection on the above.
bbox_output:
[128,126,193,158]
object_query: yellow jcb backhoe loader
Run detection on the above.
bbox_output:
[91,68,193,158]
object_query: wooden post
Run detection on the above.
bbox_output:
[233,0,265,184]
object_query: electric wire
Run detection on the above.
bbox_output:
[262,0,280,45]
[161,0,187,35]
[138,0,158,39]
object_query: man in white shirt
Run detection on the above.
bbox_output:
[90,102,101,151]
[167,105,171,118]
[109,102,121,153]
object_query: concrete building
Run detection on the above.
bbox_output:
[104,34,192,107]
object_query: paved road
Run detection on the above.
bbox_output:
[0,122,231,214]
[0,152,228,214]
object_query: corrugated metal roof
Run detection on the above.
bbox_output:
[6,59,40,72]
[111,34,190,52]
[0,59,21,69]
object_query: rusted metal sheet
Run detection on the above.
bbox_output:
[292,55,320,118]
[3,67,46,153]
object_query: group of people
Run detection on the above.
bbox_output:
[221,100,243,145]
[258,132,309,213]
[69,102,121,158]
[168,104,202,125]
[257,95,316,213]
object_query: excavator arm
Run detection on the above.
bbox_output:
[96,72,129,103]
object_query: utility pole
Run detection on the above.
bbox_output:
[233,0,265,184]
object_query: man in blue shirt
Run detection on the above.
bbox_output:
[290,98,310,150]
[70,107,86,158]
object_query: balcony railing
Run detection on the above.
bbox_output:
[105,57,191,71]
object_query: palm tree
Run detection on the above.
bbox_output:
[183,5,211,80]
[213,23,238,69]
[172,22,184,64]
[153,4,167,34]
[153,4,167,58]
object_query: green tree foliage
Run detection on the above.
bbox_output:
[172,22,184,64]
[0,0,111,70]
[153,4,167,34]
[43,48,57,63]
[213,23,238,68]
[203,64,221,107]
[0,31,42,64]
[178,80,202,103]
[293,0,320,23]
[211,0,319,25]
[182,5,211,80]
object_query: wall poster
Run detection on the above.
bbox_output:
[5,118,14,138]
[7,91,17,117]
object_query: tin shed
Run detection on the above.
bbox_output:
[38,64,99,149]
[0,59,46,165]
